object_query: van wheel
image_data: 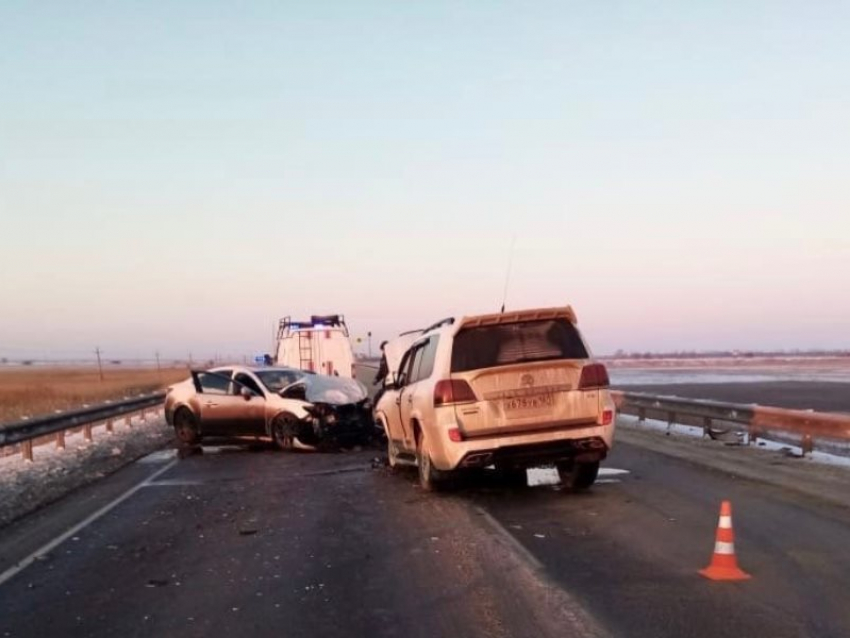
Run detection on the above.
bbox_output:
[557,460,599,491]
[272,415,296,451]
[417,433,448,491]
[174,409,200,446]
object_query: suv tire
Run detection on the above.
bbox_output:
[417,433,449,491]
[557,460,600,492]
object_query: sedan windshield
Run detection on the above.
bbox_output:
[255,369,305,392]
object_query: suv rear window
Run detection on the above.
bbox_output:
[450,319,588,372]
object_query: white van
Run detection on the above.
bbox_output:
[274,315,355,378]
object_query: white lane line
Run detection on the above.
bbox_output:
[599,468,630,477]
[527,467,631,487]
[144,478,203,487]
[136,449,177,464]
[0,459,178,588]
[474,506,544,571]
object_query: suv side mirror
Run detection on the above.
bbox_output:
[240,387,253,401]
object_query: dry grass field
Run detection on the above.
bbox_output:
[0,367,189,424]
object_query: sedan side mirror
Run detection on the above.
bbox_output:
[240,387,253,401]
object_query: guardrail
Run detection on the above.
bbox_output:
[0,393,166,461]
[611,390,850,455]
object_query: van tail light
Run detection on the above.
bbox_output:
[434,380,477,406]
[448,427,464,442]
[600,409,614,426]
[578,363,610,390]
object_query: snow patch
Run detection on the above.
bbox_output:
[618,414,850,469]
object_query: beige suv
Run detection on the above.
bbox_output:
[374,307,615,491]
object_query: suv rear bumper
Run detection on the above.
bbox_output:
[432,421,615,471]
[458,436,608,469]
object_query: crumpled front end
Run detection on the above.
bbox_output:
[297,399,375,449]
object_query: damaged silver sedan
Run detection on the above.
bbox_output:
[163,366,374,451]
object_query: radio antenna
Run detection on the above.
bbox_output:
[500,235,517,313]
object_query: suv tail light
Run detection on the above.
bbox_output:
[448,427,464,442]
[600,409,614,426]
[434,380,477,406]
[578,363,610,390]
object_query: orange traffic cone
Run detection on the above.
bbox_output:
[699,500,751,581]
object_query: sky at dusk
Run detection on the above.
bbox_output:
[1,1,849,360]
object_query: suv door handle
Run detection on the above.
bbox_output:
[204,401,218,408]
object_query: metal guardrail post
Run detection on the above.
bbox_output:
[140,409,147,423]
[801,434,814,456]
[702,417,712,438]
[106,419,114,434]
[84,424,93,442]
[638,408,646,423]
[21,440,33,462]
[55,430,65,450]
[125,414,131,427]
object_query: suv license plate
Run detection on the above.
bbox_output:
[504,393,554,412]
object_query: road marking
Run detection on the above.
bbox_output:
[474,506,544,571]
[136,449,177,464]
[527,467,631,487]
[0,459,178,588]
[144,478,203,487]
[599,468,630,477]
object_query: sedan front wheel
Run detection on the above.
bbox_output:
[272,415,297,451]
[174,409,200,446]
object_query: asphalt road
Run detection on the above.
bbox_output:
[2,434,850,638]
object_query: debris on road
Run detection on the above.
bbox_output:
[145,579,169,588]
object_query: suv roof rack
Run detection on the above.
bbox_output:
[422,317,455,334]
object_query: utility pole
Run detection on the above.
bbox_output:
[367,332,373,358]
[95,347,104,382]
[155,351,162,381]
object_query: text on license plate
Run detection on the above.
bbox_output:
[503,393,554,412]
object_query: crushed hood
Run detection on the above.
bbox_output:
[295,375,368,405]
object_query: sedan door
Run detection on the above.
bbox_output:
[191,371,265,437]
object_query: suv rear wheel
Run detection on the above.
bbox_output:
[557,460,599,492]
[417,433,450,491]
